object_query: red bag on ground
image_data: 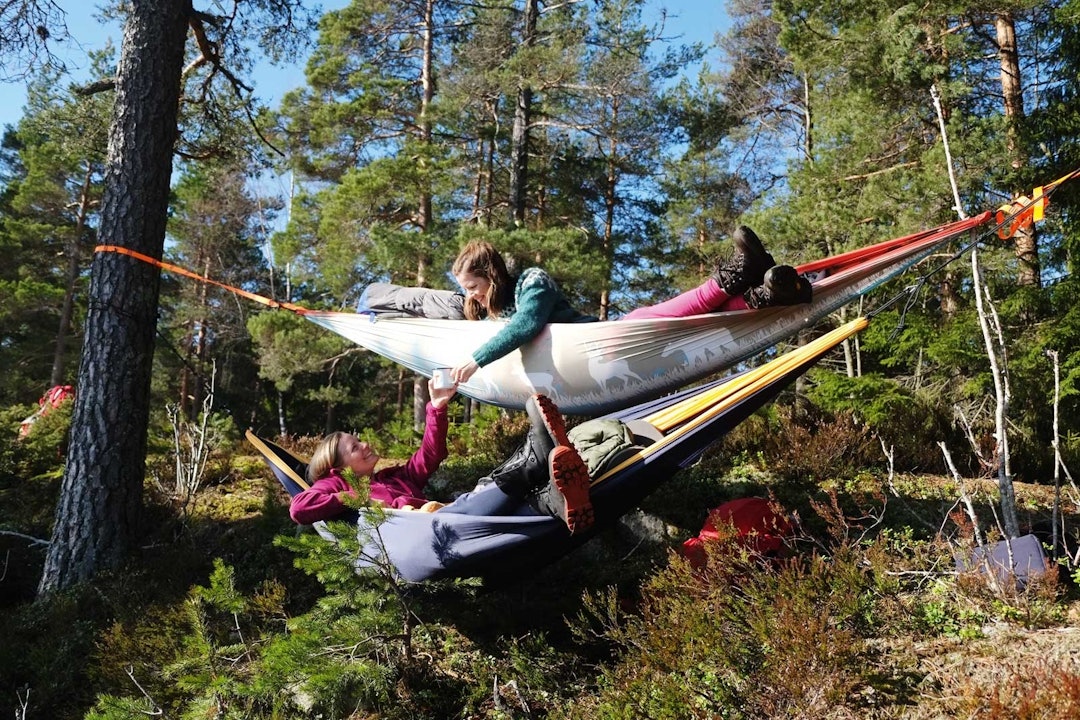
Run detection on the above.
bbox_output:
[681,497,791,568]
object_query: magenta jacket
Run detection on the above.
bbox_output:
[289,403,449,524]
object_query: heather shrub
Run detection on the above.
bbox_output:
[570,534,876,719]
[807,370,957,472]
[762,406,878,483]
[952,656,1080,719]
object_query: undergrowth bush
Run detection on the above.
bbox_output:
[953,656,1080,719]
[762,406,878,483]
[0,398,72,481]
[807,371,957,472]
[570,535,877,719]
[86,532,413,719]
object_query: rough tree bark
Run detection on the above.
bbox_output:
[508,0,538,226]
[38,0,191,594]
[996,12,1040,288]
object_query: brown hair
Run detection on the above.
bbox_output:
[306,431,348,485]
[452,240,512,319]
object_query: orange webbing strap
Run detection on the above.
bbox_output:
[996,166,1080,239]
[94,245,310,315]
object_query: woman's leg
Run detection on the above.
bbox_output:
[623,226,774,319]
[623,279,732,319]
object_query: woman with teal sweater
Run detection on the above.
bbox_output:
[449,228,812,385]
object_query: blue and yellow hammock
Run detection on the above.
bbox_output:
[247,319,865,583]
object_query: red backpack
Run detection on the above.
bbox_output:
[681,497,791,568]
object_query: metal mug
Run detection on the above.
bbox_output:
[432,368,454,389]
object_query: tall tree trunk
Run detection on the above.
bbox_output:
[189,255,211,418]
[794,73,813,407]
[600,122,619,321]
[277,389,287,436]
[939,269,960,316]
[180,252,210,419]
[50,164,95,387]
[996,12,1040,288]
[971,247,1020,537]
[470,98,499,225]
[418,0,434,240]
[413,375,429,433]
[413,0,436,430]
[802,72,812,162]
[471,137,485,221]
[39,0,190,594]
[508,0,538,226]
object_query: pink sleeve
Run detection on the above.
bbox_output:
[290,473,353,524]
[394,402,449,498]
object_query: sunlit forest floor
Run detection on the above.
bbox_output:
[3,427,1080,719]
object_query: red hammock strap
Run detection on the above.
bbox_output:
[796,211,993,276]
[94,245,310,315]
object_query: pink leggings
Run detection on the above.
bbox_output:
[622,279,748,320]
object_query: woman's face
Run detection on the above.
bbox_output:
[337,433,379,477]
[455,271,492,310]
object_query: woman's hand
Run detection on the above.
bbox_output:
[451,360,479,385]
[428,379,457,409]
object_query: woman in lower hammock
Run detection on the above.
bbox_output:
[449,226,812,384]
[290,383,596,535]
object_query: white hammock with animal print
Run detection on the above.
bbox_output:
[303,213,992,415]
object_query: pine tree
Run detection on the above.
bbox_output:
[0,62,110,407]
[163,158,280,421]
[22,0,318,593]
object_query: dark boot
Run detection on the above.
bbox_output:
[489,424,555,497]
[528,446,594,535]
[526,394,571,448]
[712,226,777,296]
[743,265,813,309]
[489,393,566,496]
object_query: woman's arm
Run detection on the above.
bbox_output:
[394,402,450,495]
[290,474,355,524]
[471,269,561,368]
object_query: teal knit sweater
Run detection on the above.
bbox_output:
[471,267,597,367]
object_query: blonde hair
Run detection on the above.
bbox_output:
[452,240,512,319]
[307,431,348,484]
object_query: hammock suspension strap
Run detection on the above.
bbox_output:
[94,245,310,315]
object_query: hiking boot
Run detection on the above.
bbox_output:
[489,422,556,498]
[526,394,571,448]
[712,226,777,296]
[528,445,594,534]
[743,265,814,309]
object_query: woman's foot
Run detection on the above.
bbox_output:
[543,445,594,534]
[743,265,813,308]
[712,226,777,296]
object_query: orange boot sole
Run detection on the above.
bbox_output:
[531,394,571,447]
[548,445,594,534]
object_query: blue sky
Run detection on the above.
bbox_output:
[0,1,727,132]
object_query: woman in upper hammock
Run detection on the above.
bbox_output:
[449,226,812,385]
